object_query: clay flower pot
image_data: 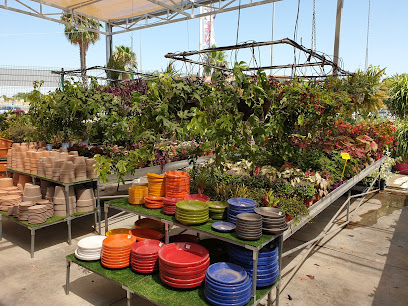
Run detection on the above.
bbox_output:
[0,178,13,189]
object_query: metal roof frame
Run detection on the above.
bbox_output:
[0,0,282,35]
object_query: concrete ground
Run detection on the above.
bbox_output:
[0,177,407,306]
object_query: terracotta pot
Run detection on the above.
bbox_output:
[304,198,314,208]
[396,163,408,175]
[285,214,292,222]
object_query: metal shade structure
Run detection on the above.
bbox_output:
[0,0,282,34]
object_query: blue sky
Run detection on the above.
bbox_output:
[0,0,407,76]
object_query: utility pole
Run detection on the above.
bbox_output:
[333,0,343,76]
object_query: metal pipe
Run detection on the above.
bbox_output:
[65,260,71,295]
[333,0,343,76]
[30,228,35,258]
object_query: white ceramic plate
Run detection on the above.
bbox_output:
[75,249,100,261]
[77,235,106,249]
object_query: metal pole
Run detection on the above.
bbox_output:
[96,181,101,234]
[30,228,35,258]
[251,248,259,303]
[105,23,113,66]
[165,223,169,244]
[65,184,72,245]
[61,68,65,91]
[333,0,343,76]
[104,204,109,234]
[276,235,283,306]
[270,2,275,75]
[65,260,71,295]
[199,6,203,77]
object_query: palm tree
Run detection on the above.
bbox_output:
[203,45,228,77]
[61,14,101,87]
[107,45,137,81]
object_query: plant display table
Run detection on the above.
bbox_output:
[66,253,278,306]
[0,168,101,258]
[66,198,283,306]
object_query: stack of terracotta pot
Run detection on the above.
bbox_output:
[53,186,76,216]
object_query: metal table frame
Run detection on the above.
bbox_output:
[0,168,101,258]
[103,202,282,306]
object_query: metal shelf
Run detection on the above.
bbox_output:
[103,201,283,306]
[1,168,101,258]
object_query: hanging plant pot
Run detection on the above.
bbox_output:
[396,163,408,175]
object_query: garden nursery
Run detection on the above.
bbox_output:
[0,60,407,306]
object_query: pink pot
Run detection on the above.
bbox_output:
[396,163,408,175]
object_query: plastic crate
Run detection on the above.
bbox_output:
[0,162,7,172]
[0,148,9,158]
[0,138,13,149]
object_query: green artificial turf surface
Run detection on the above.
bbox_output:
[0,210,95,227]
[107,198,276,248]
[7,168,97,184]
[67,254,275,306]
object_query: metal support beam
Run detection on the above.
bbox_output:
[333,0,343,76]
[105,23,113,67]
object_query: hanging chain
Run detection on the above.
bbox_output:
[311,0,316,51]
[365,0,371,71]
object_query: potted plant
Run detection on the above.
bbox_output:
[277,197,309,223]
[385,74,408,172]
[294,181,316,207]
[363,150,396,190]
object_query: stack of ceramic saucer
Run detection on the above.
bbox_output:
[76,188,95,213]
[23,185,42,203]
[27,205,47,224]
[162,197,183,215]
[254,207,288,234]
[175,200,209,225]
[227,243,279,288]
[86,158,97,179]
[208,201,228,220]
[0,195,21,212]
[204,262,252,306]
[236,213,263,241]
[101,234,137,269]
[158,242,210,289]
[18,201,35,220]
[147,173,165,197]
[60,161,75,183]
[75,235,106,261]
[130,240,163,274]
[74,157,87,181]
[37,200,54,218]
[227,198,257,225]
[53,186,76,216]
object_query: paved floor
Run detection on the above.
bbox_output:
[0,182,407,306]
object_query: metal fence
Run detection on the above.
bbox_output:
[0,65,108,98]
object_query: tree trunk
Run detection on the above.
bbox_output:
[79,43,88,88]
